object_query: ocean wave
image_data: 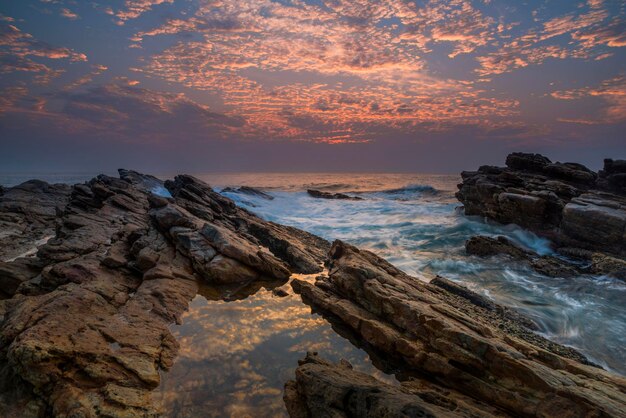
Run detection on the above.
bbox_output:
[378,183,439,195]
[303,182,355,191]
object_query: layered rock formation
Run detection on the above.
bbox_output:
[466,235,626,279]
[0,180,71,263]
[288,240,626,417]
[0,171,328,417]
[457,153,626,258]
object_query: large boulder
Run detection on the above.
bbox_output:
[599,158,626,193]
[505,152,551,172]
[457,153,626,257]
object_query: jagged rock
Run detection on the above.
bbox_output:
[0,170,331,417]
[544,162,597,185]
[118,168,170,197]
[221,186,274,200]
[466,235,580,278]
[466,235,531,259]
[285,352,503,418]
[0,180,71,263]
[599,159,626,193]
[290,240,626,417]
[307,189,363,200]
[165,175,329,274]
[0,257,46,298]
[505,152,551,172]
[457,153,626,257]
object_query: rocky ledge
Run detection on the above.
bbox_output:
[456,153,626,258]
[466,235,626,279]
[287,240,626,417]
[0,170,328,417]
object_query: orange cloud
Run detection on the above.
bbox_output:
[552,75,626,124]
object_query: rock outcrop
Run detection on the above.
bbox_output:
[307,189,363,200]
[289,240,626,417]
[457,153,626,257]
[0,180,71,262]
[0,171,329,417]
[221,186,274,200]
[466,235,581,278]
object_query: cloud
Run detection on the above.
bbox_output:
[60,8,79,20]
[115,0,174,24]
[129,0,522,143]
[474,2,617,76]
[552,75,626,124]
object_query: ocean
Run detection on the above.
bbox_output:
[2,172,625,417]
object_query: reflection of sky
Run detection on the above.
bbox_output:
[154,276,393,417]
[1,1,625,173]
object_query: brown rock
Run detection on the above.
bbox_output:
[290,240,626,417]
[457,152,626,256]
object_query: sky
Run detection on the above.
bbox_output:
[0,0,625,173]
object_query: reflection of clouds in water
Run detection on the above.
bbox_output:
[155,283,384,417]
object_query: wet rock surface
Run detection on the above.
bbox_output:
[0,171,329,417]
[466,235,581,278]
[284,352,504,418]
[221,186,275,200]
[289,240,626,417]
[457,153,626,258]
[307,189,363,200]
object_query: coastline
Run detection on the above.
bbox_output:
[0,154,624,417]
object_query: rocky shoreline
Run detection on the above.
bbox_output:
[457,153,626,259]
[0,157,624,417]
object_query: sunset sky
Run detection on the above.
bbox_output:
[1,0,625,172]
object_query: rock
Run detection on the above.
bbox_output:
[590,253,626,280]
[530,256,580,278]
[599,159,626,193]
[0,170,332,417]
[285,352,502,417]
[203,254,260,284]
[466,235,532,259]
[505,152,551,172]
[466,235,580,278]
[272,286,289,297]
[164,174,329,275]
[290,240,626,417]
[307,189,362,200]
[560,194,626,254]
[0,180,71,262]
[221,186,274,200]
[118,168,170,197]
[457,152,626,257]
[0,257,46,298]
